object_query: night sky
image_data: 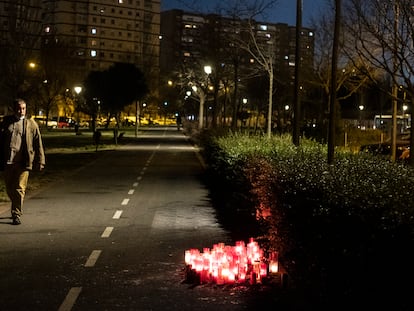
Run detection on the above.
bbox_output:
[161,0,332,27]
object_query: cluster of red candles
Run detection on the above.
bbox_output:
[184,238,278,285]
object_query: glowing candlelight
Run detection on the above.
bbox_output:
[269,251,279,273]
[184,238,274,285]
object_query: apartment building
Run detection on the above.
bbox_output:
[160,9,314,84]
[41,0,160,87]
[0,0,160,100]
[0,0,44,110]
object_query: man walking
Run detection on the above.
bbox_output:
[0,99,45,225]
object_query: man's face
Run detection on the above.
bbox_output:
[15,102,26,118]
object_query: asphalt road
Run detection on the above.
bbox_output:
[0,127,281,311]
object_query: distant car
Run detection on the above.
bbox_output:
[52,117,76,128]
[33,116,57,128]
[360,134,410,160]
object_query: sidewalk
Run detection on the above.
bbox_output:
[0,128,287,310]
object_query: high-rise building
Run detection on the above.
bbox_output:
[0,0,160,97]
[41,0,160,88]
[0,0,44,110]
[160,9,314,84]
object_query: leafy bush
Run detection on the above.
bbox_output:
[201,130,414,309]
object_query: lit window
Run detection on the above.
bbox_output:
[90,50,97,57]
[44,26,50,33]
[309,31,314,36]
[118,0,123,3]
[91,28,97,35]
[259,25,267,31]
[91,40,97,46]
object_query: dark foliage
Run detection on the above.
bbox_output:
[200,131,414,310]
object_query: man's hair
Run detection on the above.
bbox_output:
[13,98,26,106]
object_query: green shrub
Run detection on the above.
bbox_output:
[201,130,414,309]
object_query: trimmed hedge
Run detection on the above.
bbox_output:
[201,130,414,310]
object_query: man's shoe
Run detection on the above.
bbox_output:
[12,218,21,225]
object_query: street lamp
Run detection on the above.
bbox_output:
[74,86,83,134]
[199,66,212,129]
[204,65,212,75]
[359,105,364,129]
[74,86,82,95]
[403,105,408,113]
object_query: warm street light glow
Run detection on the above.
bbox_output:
[74,86,82,94]
[168,80,173,86]
[359,105,364,111]
[28,62,37,69]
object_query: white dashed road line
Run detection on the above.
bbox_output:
[101,227,114,238]
[58,287,82,311]
[113,210,123,219]
[59,151,157,310]
[84,250,102,267]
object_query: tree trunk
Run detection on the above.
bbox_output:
[328,0,341,164]
[267,71,273,138]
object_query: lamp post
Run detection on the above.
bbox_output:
[74,86,82,96]
[204,65,212,75]
[74,86,82,134]
[197,65,211,129]
[359,104,364,129]
[293,0,302,145]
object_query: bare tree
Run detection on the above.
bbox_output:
[177,66,210,130]
[161,1,280,132]
[344,0,414,164]
[222,0,279,137]
[328,0,341,164]
[0,0,43,112]
[35,40,73,126]
[308,1,380,156]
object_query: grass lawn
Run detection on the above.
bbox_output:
[0,128,124,203]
